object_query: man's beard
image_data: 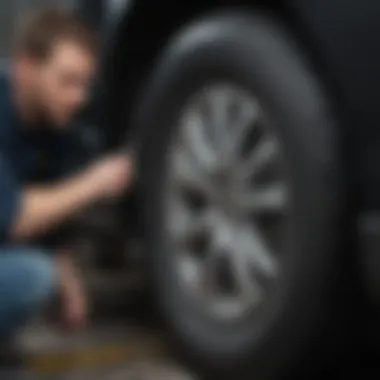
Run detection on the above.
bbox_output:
[32,98,58,129]
[23,90,50,129]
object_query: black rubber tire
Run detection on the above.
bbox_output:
[135,11,342,380]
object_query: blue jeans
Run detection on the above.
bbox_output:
[0,247,55,339]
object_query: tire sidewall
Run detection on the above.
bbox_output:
[137,12,342,378]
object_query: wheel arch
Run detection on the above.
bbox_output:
[96,0,296,147]
[97,0,342,155]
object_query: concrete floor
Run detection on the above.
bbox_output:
[18,321,196,380]
[49,361,196,380]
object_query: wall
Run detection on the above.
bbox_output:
[0,0,76,58]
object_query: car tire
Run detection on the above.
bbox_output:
[135,11,343,380]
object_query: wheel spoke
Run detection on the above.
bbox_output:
[181,106,219,170]
[227,97,259,158]
[242,135,278,179]
[208,87,230,138]
[171,145,215,196]
[236,224,279,277]
[177,254,203,288]
[201,251,220,296]
[211,221,264,302]
[241,182,288,214]
[229,245,264,302]
[167,196,213,245]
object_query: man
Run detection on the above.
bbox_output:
[0,7,133,374]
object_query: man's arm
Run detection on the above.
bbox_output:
[11,172,99,241]
[8,154,133,242]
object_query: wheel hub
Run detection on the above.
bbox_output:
[166,83,288,322]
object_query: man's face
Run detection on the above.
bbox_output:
[23,41,96,127]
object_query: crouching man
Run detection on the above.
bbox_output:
[0,8,134,376]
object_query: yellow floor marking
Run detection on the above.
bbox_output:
[28,337,167,374]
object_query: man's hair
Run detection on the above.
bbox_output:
[13,7,97,60]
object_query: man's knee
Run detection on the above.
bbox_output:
[17,251,56,309]
[0,248,56,313]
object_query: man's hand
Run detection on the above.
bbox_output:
[56,252,88,330]
[85,154,134,198]
[60,272,87,330]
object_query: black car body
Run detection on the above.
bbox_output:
[73,0,380,378]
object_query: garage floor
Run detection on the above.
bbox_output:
[17,321,196,380]
[49,361,195,380]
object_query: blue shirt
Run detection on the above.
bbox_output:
[0,72,87,243]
